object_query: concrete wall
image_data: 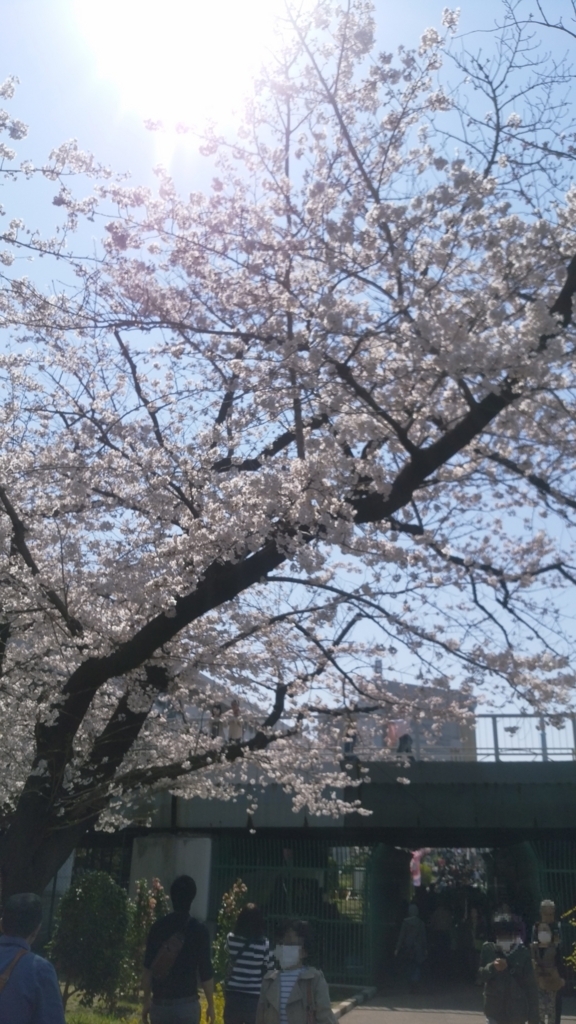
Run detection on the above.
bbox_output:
[129,836,212,921]
[42,852,75,942]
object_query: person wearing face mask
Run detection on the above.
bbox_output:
[531,901,565,1024]
[478,916,538,1024]
[256,921,336,1024]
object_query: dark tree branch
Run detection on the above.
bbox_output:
[60,685,294,824]
[114,330,164,447]
[31,538,288,788]
[74,665,171,800]
[476,446,576,512]
[351,382,518,524]
[263,683,289,727]
[550,253,576,327]
[212,414,328,473]
[0,485,83,637]
[332,360,419,456]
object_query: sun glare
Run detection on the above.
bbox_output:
[72,0,285,143]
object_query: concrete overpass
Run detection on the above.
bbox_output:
[341,761,576,845]
[147,760,576,847]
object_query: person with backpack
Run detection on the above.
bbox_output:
[0,892,64,1024]
[478,915,538,1024]
[256,919,335,1024]
[224,904,272,1024]
[142,875,214,1024]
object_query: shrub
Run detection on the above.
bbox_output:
[212,879,248,982]
[201,982,225,1024]
[118,877,170,1000]
[50,871,129,1010]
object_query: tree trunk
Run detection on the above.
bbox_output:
[0,794,95,898]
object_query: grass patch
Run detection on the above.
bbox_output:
[66,1009,139,1024]
[65,983,226,1023]
[64,982,348,1022]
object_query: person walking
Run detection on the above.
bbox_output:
[428,901,454,981]
[0,892,65,1024]
[142,875,215,1024]
[478,915,538,1024]
[256,920,335,1024]
[224,904,271,1024]
[394,904,427,990]
[531,901,565,1024]
[227,700,244,743]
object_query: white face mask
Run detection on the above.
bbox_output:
[498,939,517,953]
[275,944,301,970]
[538,930,552,945]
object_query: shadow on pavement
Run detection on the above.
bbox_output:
[348,987,576,1021]
[357,985,485,1015]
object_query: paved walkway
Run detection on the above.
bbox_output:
[344,988,576,1024]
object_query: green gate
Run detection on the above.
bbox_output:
[209,837,374,987]
[532,840,576,914]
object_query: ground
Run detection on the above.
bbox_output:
[64,987,576,1024]
[345,989,576,1024]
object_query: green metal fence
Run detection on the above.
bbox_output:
[209,836,374,987]
[532,841,576,914]
[73,834,134,890]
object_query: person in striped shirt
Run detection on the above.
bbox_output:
[225,905,272,1024]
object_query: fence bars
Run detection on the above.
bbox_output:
[209,836,374,987]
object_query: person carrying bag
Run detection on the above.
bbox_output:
[225,905,272,1024]
[142,875,215,1024]
[0,893,64,1024]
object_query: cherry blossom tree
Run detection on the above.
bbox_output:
[0,0,576,897]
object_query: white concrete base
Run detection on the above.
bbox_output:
[129,835,212,921]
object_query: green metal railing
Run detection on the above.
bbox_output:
[532,840,576,913]
[209,836,374,986]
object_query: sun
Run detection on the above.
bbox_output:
[71,0,285,131]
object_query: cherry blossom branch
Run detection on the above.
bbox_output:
[114,329,164,447]
[212,414,328,472]
[476,446,576,514]
[0,485,83,637]
[56,683,293,824]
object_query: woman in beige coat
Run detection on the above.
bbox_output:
[256,921,336,1024]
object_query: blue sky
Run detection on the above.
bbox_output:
[1,0,511,181]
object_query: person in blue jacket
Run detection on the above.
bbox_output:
[0,892,64,1024]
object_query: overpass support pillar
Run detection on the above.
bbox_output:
[489,842,541,924]
[368,845,411,986]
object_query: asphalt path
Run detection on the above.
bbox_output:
[343,987,576,1024]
